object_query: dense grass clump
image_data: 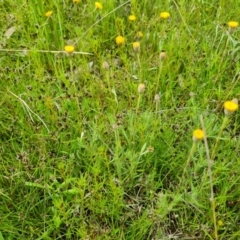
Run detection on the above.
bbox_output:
[0,0,239,239]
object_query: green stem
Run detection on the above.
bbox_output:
[136,94,142,115]
[179,142,196,188]
[211,116,228,160]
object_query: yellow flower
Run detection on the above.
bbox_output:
[64,45,75,55]
[228,21,239,29]
[192,129,204,142]
[218,220,224,227]
[138,83,146,93]
[160,12,170,19]
[45,11,53,17]
[95,2,103,10]
[224,100,238,115]
[137,31,143,38]
[116,36,125,45]
[73,0,80,2]
[133,41,140,51]
[129,15,136,21]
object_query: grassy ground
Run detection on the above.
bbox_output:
[0,0,239,239]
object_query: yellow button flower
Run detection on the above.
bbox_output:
[137,31,143,38]
[224,100,238,115]
[45,11,53,17]
[73,0,80,2]
[133,41,140,51]
[218,220,224,227]
[129,15,136,21]
[228,21,239,29]
[160,12,170,19]
[192,129,204,142]
[116,36,125,45]
[64,45,75,55]
[95,2,103,10]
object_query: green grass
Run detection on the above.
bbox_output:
[0,0,240,239]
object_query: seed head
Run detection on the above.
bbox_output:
[154,94,160,102]
[159,51,166,60]
[102,61,110,70]
[138,83,146,93]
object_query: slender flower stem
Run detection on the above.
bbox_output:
[211,116,228,160]
[136,94,142,115]
[69,58,81,121]
[200,115,218,240]
[156,61,163,92]
[179,142,196,188]
[136,53,142,81]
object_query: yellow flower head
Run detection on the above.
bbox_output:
[218,220,224,227]
[137,31,143,38]
[116,36,125,45]
[129,15,136,21]
[95,2,103,10]
[160,12,170,19]
[224,100,238,115]
[228,21,239,29]
[138,83,146,93]
[45,11,53,17]
[133,41,140,51]
[192,129,204,142]
[73,0,80,2]
[64,45,75,55]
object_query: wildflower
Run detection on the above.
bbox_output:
[133,41,140,51]
[218,220,224,227]
[64,45,75,55]
[102,61,109,70]
[112,123,119,130]
[45,11,53,17]
[228,21,239,29]
[73,0,80,2]
[138,83,146,93]
[159,51,166,60]
[147,146,154,152]
[95,2,103,10]
[224,100,238,116]
[116,35,125,45]
[129,15,136,21]
[137,31,143,38]
[160,12,170,19]
[154,94,160,102]
[192,129,204,142]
